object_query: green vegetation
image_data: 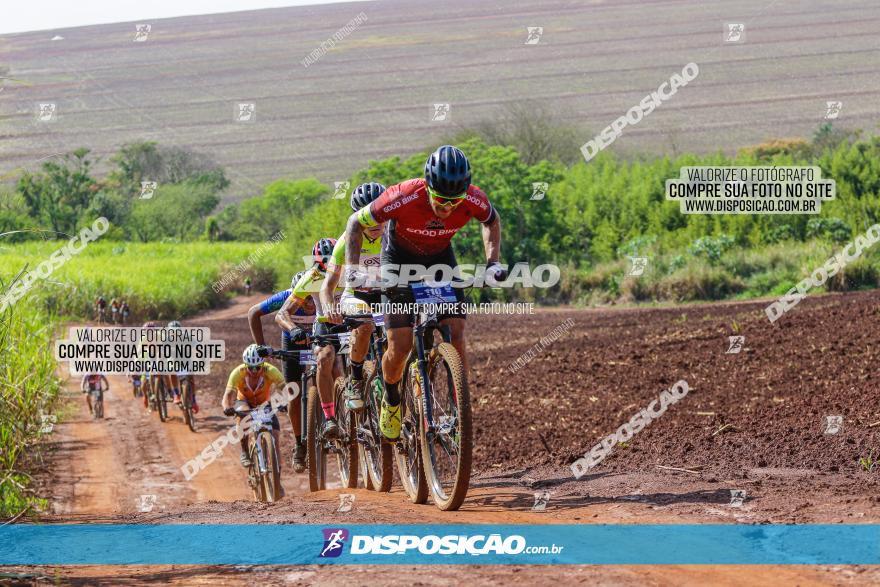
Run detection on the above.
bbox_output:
[0,305,61,516]
[2,120,880,515]
[4,123,880,305]
[858,449,877,473]
[0,241,288,321]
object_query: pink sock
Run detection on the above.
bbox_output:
[321,402,336,419]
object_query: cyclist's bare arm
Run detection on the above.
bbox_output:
[247,303,267,345]
[275,294,307,332]
[481,214,502,264]
[321,262,344,324]
[99,375,109,391]
[221,386,236,411]
[344,213,365,270]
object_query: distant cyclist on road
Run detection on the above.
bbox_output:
[110,297,121,324]
[320,182,387,413]
[244,276,252,295]
[120,300,130,324]
[338,145,505,440]
[140,321,160,410]
[81,373,109,416]
[249,272,316,471]
[164,320,199,414]
[94,296,107,323]
[222,344,285,480]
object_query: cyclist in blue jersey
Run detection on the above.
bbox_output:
[248,271,316,471]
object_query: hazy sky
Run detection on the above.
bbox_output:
[0,0,370,35]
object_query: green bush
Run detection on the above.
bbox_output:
[687,235,736,265]
[806,217,851,243]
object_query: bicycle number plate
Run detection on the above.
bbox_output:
[299,350,316,366]
[372,313,385,327]
[250,406,273,425]
[411,283,457,304]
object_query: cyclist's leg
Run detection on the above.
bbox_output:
[168,373,181,403]
[343,290,380,402]
[84,390,93,414]
[315,324,336,417]
[350,322,374,363]
[313,322,341,437]
[315,344,337,412]
[234,400,251,465]
[185,375,198,412]
[380,284,414,406]
[281,334,302,433]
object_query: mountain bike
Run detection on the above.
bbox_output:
[262,344,319,488]
[400,282,472,511]
[180,375,197,432]
[95,305,107,324]
[228,401,281,502]
[130,376,143,399]
[90,388,105,419]
[150,375,169,423]
[261,337,357,492]
[354,313,394,493]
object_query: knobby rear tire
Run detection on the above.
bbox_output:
[156,379,168,423]
[182,380,196,432]
[360,365,393,492]
[395,360,428,504]
[334,378,359,489]
[306,385,326,491]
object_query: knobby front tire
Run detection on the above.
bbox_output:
[419,342,472,511]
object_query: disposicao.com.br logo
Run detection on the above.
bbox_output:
[319,529,563,558]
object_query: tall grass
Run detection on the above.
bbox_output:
[0,305,62,517]
[0,239,292,516]
[0,241,292,320]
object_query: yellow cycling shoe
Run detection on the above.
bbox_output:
[379,399,401,441]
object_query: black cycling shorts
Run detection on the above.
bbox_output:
[380,245,466,329]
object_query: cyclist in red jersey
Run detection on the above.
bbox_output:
[333,145,505,440]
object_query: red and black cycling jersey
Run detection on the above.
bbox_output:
[357,178,495,256]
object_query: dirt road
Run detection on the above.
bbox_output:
[16,293,880,585]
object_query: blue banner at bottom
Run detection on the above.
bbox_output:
[2,524,878,565]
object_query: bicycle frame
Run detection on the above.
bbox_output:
[411,304,452,435]
[243,404,275,475]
